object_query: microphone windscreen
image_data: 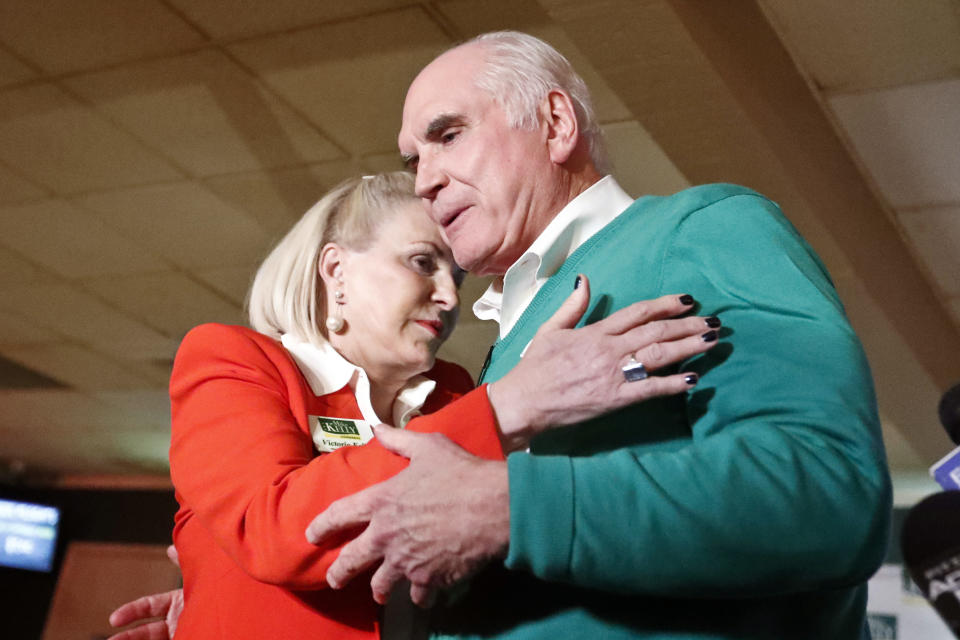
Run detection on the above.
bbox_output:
[941,383,960,446]
[901,491,960,636]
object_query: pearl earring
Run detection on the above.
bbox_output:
[326,290,345,333]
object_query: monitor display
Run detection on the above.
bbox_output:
[0,498,60,572]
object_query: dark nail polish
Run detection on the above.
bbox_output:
[574,275,582,289]
[701,330,718,343]
[705,316,721,328]
[679,294,694,306]
[685,374,699,385]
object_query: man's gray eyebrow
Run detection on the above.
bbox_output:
[425,113,464,138]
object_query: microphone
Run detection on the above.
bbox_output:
[941,384,960,446]
[901,491,960,637]
[930,383,960,490]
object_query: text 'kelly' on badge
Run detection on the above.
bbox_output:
[309,416,374,453]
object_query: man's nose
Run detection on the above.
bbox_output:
[414,154,445,201]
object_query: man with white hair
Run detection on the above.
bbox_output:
[307,31,891,639]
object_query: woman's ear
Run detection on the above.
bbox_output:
[318,243,345,292]
[542,89,580,165]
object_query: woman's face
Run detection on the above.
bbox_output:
[334,202,463,382]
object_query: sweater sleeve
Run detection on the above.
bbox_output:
[505,194,892,597]
[169,324,503,590]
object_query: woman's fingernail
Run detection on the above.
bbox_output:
[574,275,582,289]
[702,330,718,342]
[705,316,721,328]
[685,374,699,385]
[679,294,694,305]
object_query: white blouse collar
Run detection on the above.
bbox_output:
[280,333,436,428]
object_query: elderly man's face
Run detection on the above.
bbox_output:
[398,45,559,276]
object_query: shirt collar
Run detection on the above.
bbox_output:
[473,175,634,330]
[280,333,436,428]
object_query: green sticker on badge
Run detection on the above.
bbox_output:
[317,418,362,439]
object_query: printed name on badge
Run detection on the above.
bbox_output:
[309,416,374,453]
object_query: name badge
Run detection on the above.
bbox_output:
[309,416,373,453]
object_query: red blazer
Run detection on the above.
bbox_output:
[169,324,503,639]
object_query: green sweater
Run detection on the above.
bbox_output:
[431,184,891,639]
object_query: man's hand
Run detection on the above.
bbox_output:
[106,545,183,640]
[107,588,183,640]
[305,426,509,607]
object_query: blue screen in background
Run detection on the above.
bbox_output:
[0,498,60,572]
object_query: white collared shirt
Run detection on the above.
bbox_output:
[473,176,635,337]
[280,333,436,429]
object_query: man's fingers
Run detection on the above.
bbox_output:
[109,592,176,627]
[374,426,461,462]
[370,558,407,605]
[325,530,384,590]
[535,274,590,335]
[105,621,169,640]
[410,582,437,608]
[597,294,697,335]
[165,544,179,568]
[305,490,377,545]
[372,424,429,459]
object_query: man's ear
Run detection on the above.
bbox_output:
[318,243,345,291]
[542,89,580,165]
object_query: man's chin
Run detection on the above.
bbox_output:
[451,248,494,276]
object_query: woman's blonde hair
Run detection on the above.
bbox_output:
[247,171,418,345]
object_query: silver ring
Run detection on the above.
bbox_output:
[622,356,648,382]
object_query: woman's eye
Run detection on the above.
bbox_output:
[412,255,436,272]
[442,130,458,143]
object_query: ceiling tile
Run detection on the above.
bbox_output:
[602,121,689,197]
[81,271,244,339]
[93,390,170,428]
[0,245,56,288]
[0,199,165,279]
[360,152,407,174]
[0,0,205,75]
[227,8,452,156]
[168,0,416,40]
[0,389,115,433]
[2,342,157,391]
[828,78,960,208]
[65,50,342,178]
[896,204,960,297]
[0,352,63,390]
[0,310,60,346]
[0,162,47,203]
[0,83,182,194]
[436,0,633,123]
[125,359,176,388]
[0,283,177,359]
[759,0,960,91]
[0,47,37,88]
[202,162,360,234]
[76,181,273,269]
[193,266,257,307]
